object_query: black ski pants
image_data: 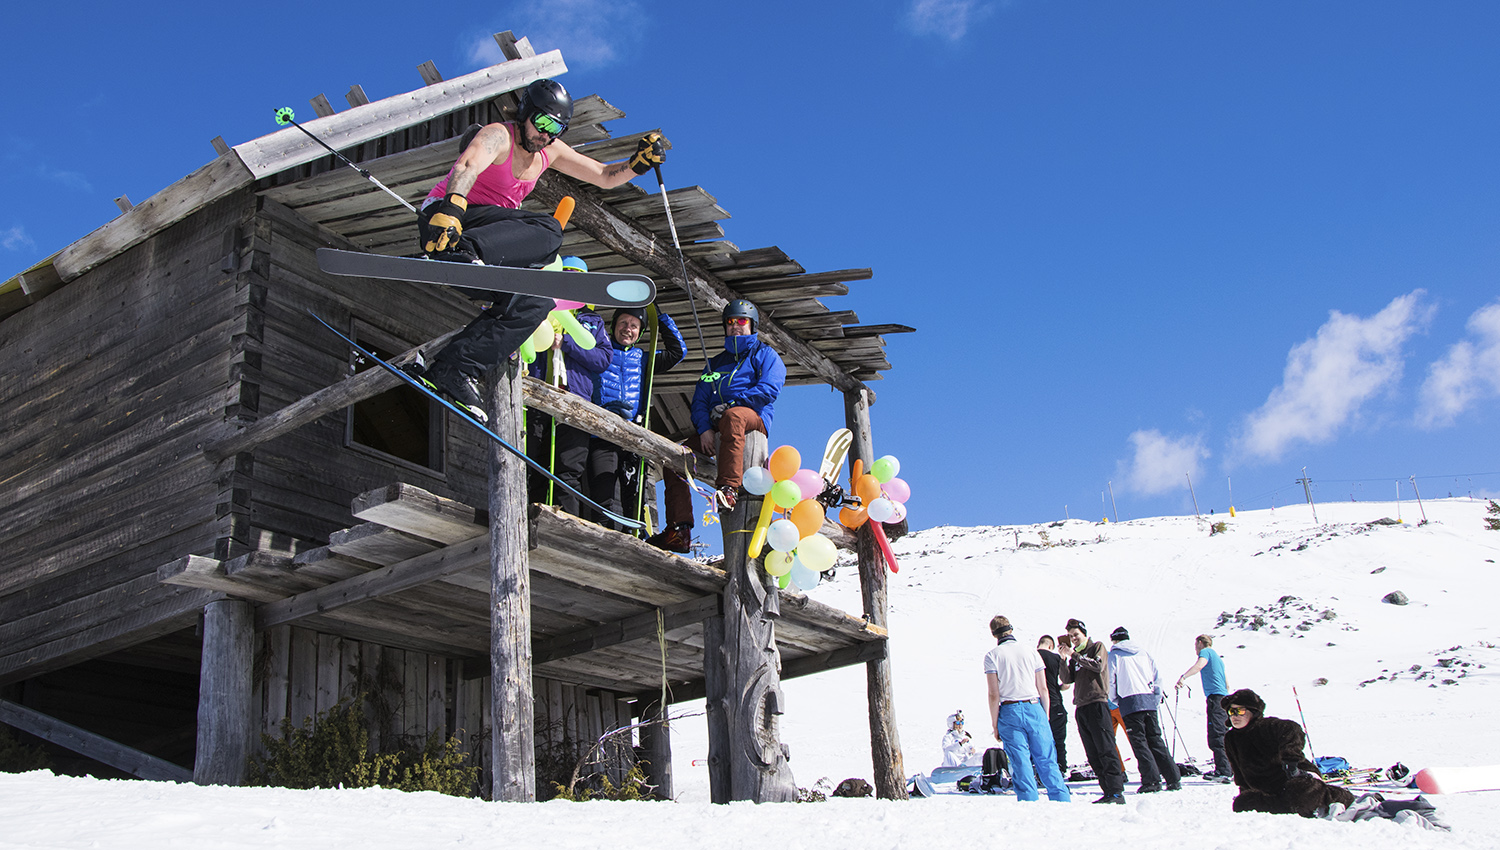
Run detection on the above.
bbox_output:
[587,438,640,531]
[1122,709,1181,789]
[526,415,591,518]
[416,205,560,379]
[1206,694,1232,776]
[1049,704,1068,773]
[1074,702,1125,795]
[418,203,562,269]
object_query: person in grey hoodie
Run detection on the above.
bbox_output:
[1107,626,1181,793]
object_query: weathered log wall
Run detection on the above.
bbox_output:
[252,625,635,796]
[0,191,260,684]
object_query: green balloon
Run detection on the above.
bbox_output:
[770,479,802,509]
[871,456,900,483]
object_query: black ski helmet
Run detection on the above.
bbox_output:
[723,299,758,332]
[516,79,573,136]
[612,306,647,332]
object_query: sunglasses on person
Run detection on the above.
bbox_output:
[726,317,751,327]
[531,113,564,137]
[1227,706,1250,716]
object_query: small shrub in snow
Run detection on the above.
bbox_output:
[1485,500,1500,531]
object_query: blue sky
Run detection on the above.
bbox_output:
[4,1,1498,528]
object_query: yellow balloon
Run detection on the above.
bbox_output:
[763,550,795,577]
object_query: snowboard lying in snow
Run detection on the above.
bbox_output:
[1414,764,1500,794]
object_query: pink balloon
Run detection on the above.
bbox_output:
[553,298,587,310]
[883,477,911,503]
[888,500,908,524]
[791,469,824,501]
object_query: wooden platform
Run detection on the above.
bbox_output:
[160,483,885,700]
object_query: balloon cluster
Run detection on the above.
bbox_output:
[838,454,910,574]
[743,446,837,591]
[838,456,911,528]
[518,302,596,364]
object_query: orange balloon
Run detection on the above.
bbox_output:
[768,445,801,481]
[855,473,882,504]
[840,506,869,529]
[790,499,825,537]
[851,458,864,484]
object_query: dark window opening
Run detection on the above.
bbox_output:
[346,322,443,473]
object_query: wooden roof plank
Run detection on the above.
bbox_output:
[233,52,565,180]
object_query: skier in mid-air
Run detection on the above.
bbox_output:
[409,78,666,422]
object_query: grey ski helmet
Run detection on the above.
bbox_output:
[517,79,573,137]
[723,299,758,332]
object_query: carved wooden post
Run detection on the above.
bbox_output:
[194,599,254,785]
[489,358,536,801]
[845,387,907,799]
[709,494,797,802]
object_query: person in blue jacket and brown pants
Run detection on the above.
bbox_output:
[647,300,785,553]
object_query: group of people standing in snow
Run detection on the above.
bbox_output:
[958,615,1357,815]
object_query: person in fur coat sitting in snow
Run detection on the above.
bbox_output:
[1222,688,1355,817]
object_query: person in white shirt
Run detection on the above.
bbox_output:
[940,710,981,767]
[983,615,1071,802]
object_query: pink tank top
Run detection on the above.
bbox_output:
[427,123,549,208]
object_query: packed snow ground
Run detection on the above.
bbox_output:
[4,498,1498,849]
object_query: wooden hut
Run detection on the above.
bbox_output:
[0,34,912,802]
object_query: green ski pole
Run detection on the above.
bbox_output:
[633,304,660,534]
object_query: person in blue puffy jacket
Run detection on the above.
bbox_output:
[588,306,686,530]
[647,299,785,553]
[525,294,610,518]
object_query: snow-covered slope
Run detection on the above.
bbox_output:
[755,497,1500,790]
[3,498,1498,849]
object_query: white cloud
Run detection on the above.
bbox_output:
[37,166,91,192]
[1236,291,1431,462]
[468,1,646,71]
[1417,301,1500,429]
[907,0,994,41]
[1,226,35,251]
[1119,429,1209,496]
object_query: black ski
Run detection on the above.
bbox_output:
[316,248,656,308]
[310,312,646,531]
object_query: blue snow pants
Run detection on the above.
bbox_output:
[996,700,1072,802]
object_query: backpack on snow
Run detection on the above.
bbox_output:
[1315,755,1352,777]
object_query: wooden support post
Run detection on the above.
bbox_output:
[702,613,730,802]
[488,358,535,801]
[194,599,255,785]
[844,387,906,799]
[709,494,797,803]
[637,698,674,800]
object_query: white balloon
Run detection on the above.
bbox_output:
[867,497,896,523]
[788,559,819,591]
[742,466,774,496]
[767,519,801,552]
